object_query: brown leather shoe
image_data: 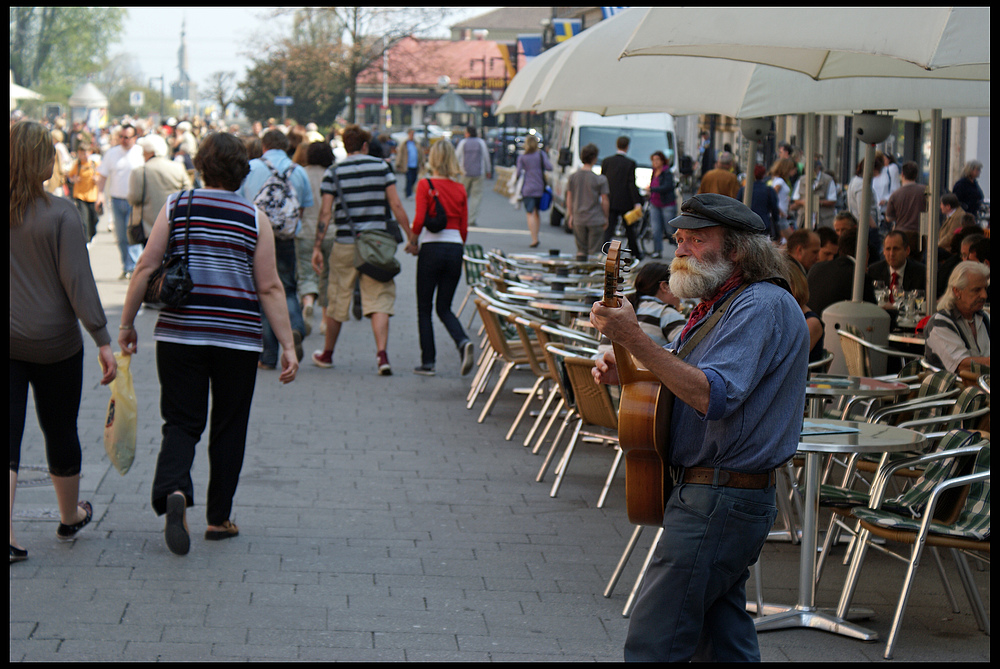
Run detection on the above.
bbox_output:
[204,520,239,541]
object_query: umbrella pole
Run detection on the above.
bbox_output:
[743,140,756,209]
[852,142,876,302]
[803,113,816,231]
[925,109,943,315]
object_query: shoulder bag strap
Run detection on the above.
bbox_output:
[676,284,749,360]
[169,190,194,263]
[329,168,357,237]
[138,168,147,226]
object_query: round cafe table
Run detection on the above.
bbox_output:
[753,419,927,640]
[806,374,911,419]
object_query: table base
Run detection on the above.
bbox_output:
[750,605,879,640]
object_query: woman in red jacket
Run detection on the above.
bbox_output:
[411,140,475,377]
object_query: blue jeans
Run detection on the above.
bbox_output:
[624,481,777,662]
[260,238,305,367]
[649,204,677,255]
[416,242,468,366]
[405,167,419,198]
[112,197,141,273]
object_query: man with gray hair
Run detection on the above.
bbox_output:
[697,151,740,199]
[127,134,192,247]
[455,125,491,227]
[924,260,990,374]
[590,193,808,661]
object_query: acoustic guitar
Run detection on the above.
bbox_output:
[602,241,673,526]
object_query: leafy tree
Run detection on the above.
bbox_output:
[204,71,238,117]
[236,42,348,129]
[9,7,126,95]
[268,7,444,124]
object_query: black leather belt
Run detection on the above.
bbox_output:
[682,467,776,489]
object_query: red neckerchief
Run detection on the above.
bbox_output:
[679,271,744,342]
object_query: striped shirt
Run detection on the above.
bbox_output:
[319,154,395,244]
[152,190,263,351]
[635,297,686,347]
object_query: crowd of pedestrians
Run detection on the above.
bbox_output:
[8,112,489,561]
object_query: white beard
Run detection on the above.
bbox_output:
[669,254,735,300]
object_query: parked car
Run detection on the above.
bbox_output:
[389,124,450,148]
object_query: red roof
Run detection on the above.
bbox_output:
[357,37,526,87]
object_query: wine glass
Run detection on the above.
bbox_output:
[873,280,887,306]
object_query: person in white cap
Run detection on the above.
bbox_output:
[305,122,325,144]
[127,134,193,247]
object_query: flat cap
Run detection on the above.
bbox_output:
[669,193,766,234]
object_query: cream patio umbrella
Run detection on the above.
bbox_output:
[496,8,989,236]
[619,7,990,81]
[619,6,991,307]
[10,70,43,112]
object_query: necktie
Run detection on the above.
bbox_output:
[889,272,898,304]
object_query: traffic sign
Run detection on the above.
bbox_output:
[274,96,294,106]
[130,91,144,107]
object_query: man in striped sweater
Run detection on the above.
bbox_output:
[311,125,416,375]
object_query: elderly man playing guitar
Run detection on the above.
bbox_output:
[591,193,809,662]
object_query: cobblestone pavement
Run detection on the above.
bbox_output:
[10,179,989,661]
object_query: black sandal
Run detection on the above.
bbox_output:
[10,544,28,564]
[56,501,93,542]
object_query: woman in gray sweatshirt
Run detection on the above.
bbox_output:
[10,120,117,564]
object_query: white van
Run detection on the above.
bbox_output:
[545,111,680,228]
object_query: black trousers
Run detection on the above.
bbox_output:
[152,342,258,525]
[10,349,84,476]
[604,207,645,260]
[416,242,468,366]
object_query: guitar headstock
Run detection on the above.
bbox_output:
[602,240,631,307]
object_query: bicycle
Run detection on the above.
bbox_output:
[613,201,656,258]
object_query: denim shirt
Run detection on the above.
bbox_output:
[668,281,809,472]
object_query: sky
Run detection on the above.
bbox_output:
[114,7,494,95]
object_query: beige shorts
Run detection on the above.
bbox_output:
[326,241,396,322]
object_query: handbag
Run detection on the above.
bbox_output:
[423,178,449,233]
[537,152,553,211]
[144,190,194,308]
[127,169,147,245]
[330,170,400,283]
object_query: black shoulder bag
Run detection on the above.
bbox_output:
[144,190,194,308]
[423,178,449,233]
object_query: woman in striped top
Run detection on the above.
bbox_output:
[118,132,298,556]
[628,262,686,347]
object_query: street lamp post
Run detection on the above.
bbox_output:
[490,55,509,166]
[149,75,165,122]
[470,57,487,131]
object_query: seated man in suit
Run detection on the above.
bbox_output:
[868,230,926,304]
[806,228,876,316]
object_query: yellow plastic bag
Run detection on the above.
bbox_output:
[104,352,137,475]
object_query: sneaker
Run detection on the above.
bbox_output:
[413,364,436,376]
[377,350,392,376]
[459,340,475,376]
[293,331,304,362]
[164,492,190,556]
[312,350,333,368]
